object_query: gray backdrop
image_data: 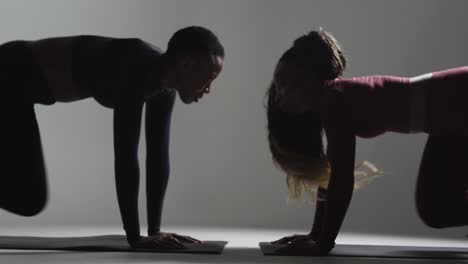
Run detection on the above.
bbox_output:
[0,0,467,240]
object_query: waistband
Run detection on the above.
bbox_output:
[408,73,432,133]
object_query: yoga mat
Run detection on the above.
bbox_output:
[260,242,468,260]
[0,235,227,254]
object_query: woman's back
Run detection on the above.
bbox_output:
[28,36,89,103]
[71,35,163,108]
[324,76,411,138]
[28,35,163,107]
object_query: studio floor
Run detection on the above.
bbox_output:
[0,226,467,264]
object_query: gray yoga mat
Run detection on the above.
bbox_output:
[0,235,227,254]
[260,242,468,260]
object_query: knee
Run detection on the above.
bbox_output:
[418,213,449,229]
[2,194,47,217]
[416,202,453,229]
[18,199,47,217]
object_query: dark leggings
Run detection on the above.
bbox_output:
[416,134,468,228]
[0,40,54,216]
[0,103,47,216]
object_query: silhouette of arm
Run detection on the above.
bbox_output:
[315,130,355,252]
[309,187,327,239]
[113,96,144,245]
[145,90,176,236]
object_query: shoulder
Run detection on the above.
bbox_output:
[116,39,163,74]
[323,76,380,94]
[321,80,356,135]
[116,38,163,56]
[77,36,162,58]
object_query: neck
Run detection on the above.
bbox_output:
[159,53,175,89]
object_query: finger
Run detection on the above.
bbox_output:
[164,240,186,249]
[289,237,308,244]
[288,241,304,249]
[289,239,315,250]
[172,236,193,243]
[167,234,201,244]
[271,239,286,244]
[183,236,202,243]
[286,235,309,244]
[163,235,182,243]
[149,237,183,250]
[166,236,188,247]
[272,236,294,244]
[152,240,173,249]
[155,240,186,250]
[271,237,288,244]
[160,237,187,249]
[175,235,201,243]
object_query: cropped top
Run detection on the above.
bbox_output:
[323,66,468,138]
[71,35,163,108]
[323,75,411,138]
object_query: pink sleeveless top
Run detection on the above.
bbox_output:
[323,76,411,138]
[323,66,468,138]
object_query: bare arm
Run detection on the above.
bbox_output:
[145,90,176,236]
[309,141,341,239]
[315,130,356,252]
[309,187,327,239]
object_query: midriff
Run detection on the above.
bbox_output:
[28,37,91,103]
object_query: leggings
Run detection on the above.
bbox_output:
[416,134,468,228]
[0,40,54,216]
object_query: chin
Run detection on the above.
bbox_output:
[180,96,194,104]
[176,93,190,104]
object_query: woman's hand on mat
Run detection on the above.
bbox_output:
[275,237,330,255]
[150,232,202,244]
[271,234,309,244]
[131,236,187,250]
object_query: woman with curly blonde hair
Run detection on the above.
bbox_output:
[266,28,468,255]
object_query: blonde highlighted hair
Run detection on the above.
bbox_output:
[270,136,331,199]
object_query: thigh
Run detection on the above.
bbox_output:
[0,40,54,104]
[0,41,30,101]
[416,134,468,211]
[0,103,48,215]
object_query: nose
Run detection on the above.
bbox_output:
[204,85,211,94]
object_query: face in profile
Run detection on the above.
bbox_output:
[273,61,320,114]
[175,54,224,104]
